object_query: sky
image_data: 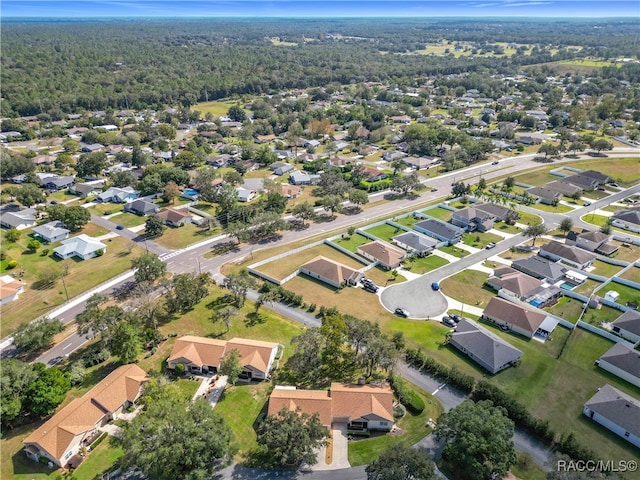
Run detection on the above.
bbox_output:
[2,0,639,18]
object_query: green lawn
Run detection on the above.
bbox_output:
[511,452,547,480]
[573,279,602,296]
[462,231,503,249]
[515,210,543,226]
[0,235,142,334]
[421,206,453,222]
[591,259,623,278]
[348,382,443,466]
[392,215,419,229]
[109,212,146,228]
[619,265,640,284]
[580,213,609,228]
[193,100,244,117]
[546,296,583,324]
[493,221,522,234]
[74,439,124,480]
[402,254,449,275]
[88,203,124,216]
[363,223,406,243]
[438,245,470,258]
[175,378,200,401]
[530,203,574,214]
[604,282,640,307]
[214,382,272,461]
[440,270,495,308]
[332,233,372,253]
[582,189,611,200]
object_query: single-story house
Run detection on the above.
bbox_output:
[392,231,437,256]
[157,207,193,227]
[268,382,394,432]
[611,310,640,345]
[357,240,405,270]
[583,384,640,448]
[563,173,605,190]
[124,199,159,216]
[302,139,321,149]
[414,218,463,245]
[44,176,75,192]
[167,336,279,380]
[270,163,294,176]
[0,274,25,305]
[70,181,105,198]
[481,296,558,339]
[299,256,363,288]
[611,207,640,233]
[526,186,562,205]
[23,364,147,468]
[80,143,105,153]
[360,165,387,182]
[402,156,434,170]
[538,240,596,270]
[1,208,37,230]
[597,343,640,388]
[487,270,544,300]
[449,318,523,374]
[53,234,107,260]
[97,186,139,203]
[390,115,411,124]
[511,256,567,284]
[256,134,276,143]
[237,187,257,202]
[382,150,407,162]
[580,170,612,185]
[32,221,70,243]
[206,154,233,168]
[32,155,56,166]
[289,171,320,186]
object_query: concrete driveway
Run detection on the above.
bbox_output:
[310,423,350,471]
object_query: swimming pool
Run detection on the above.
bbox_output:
[559,282,576,291]
[183,189,198,196]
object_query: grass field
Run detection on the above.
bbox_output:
[193,100,245,118]
[619,265,640,284]
[530,202,574,214]
[109,212,146,228]
[515,210,543,226]
[573,279,602,296]
[88,203,124,216]
[152,223,216,250]
[439,245,470,258]
[333,233,376,253]
[605,282,640,307]
[440,269,495,308]
[255,242,366,281]
[462,231,503,249]
[494,222,522,234]
[590,259,624,278]
[0,234,141,334]
[392,215,420,229]
[74,439,124,480]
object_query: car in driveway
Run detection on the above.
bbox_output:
[363,284,379,293]
[394,308,410,317]
[431,282,440,291]
[442,316,456,327]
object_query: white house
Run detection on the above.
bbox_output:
[97,186,139,203]
[53,234,107,260]
[583,384,640,448]
[0,208,37,230]
[237,187,257,202]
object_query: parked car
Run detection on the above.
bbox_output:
[449,314,461,323]
[431,282,440,291]
[116,224,125,230]
[442,317,456,327]
[486,242,496,249]
[363,284,379,293]
[491,161,500,165]
[394,308,410,317]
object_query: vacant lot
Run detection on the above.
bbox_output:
[88,202,123,216]
[255,242,366,281]
[402,254,449,274]
[0,234,141,334]
[333,233,376,253]
[421,206,453,222]
[193,100,244,117]
[439,245,470,258]
[462,231,503,249]
[151,223,216,250]
[440,269,495,308]
[110,212,146,228]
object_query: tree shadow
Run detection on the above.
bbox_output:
[211,241,240,256]
[245,312,267,327]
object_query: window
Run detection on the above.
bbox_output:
[625,432,630,437]
[64,450,73,460]
[379,422,388,426]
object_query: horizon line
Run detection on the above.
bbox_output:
[3,14,635,19]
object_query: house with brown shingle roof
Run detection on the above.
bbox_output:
[481,296,558,339]
[357,240,405,270]
[167,336,280,380]
[299,256,363,288]
[23,364,147,468]
[157,207,193,227]
[0,274,25,305]
[268,382,394,432]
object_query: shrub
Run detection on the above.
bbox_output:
[7,260,17,269]
[174,363,185,374]
[95,249,104,257]
[82,346,110,367]
[27,239,41,252]
[393,404,406,419]
[0,251,5,260]
[41,248,50,256]
[89,432,108,450]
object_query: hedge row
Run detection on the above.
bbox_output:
[404,348,597,462]
[390,375,425,414]
[90,432,108,450]
[259,282,303,307]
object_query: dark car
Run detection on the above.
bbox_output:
[394,308,410,317]
[115,224,125,230]
[449,314,461,323]
[363,284,379,293]
[431,282,440,291]
[491,161,499,165]
[442,317,456,327]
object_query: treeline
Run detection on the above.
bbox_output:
[2,18,638,116]
[405,348,597,463]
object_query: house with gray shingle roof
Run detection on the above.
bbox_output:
[392,231,437,256]
[583,384,640,448]
[538,240,596,270]
[124,199,159,216]
[611,310,640,345]
[449,318,523,374]
[611,207,640,233]
[53,234,106,260]
[0,208,37,230]
[414,218,463,245]
[511,256,567,284]
[597,343,640,388]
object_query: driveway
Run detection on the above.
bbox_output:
[311,423,350,471]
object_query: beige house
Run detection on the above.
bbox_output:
[481,297,558,339]
[167,336,280,380]
[357,240,405,270]
[299,256,363,288]
[23,364,147,469]
[0,274,25,305]
[268,382,394,432]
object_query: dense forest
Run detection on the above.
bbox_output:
[2,18,638,116]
